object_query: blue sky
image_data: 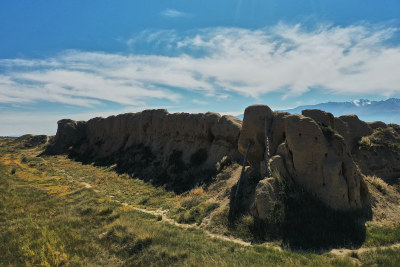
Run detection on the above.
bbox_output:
[1,0,400,135]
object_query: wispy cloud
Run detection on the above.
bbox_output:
[0,52,182,107]
[1,23,400,110]
[193,99,208,105]
[161,8,191,18]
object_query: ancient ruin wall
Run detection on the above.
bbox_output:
[49,105,400,211]
[48,109,242,192]
[238,105,370,211]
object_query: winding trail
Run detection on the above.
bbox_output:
[131,206,252,247]
[7,142,400,262]
[78,181,400,257]
[80,182,92,188]
[78,181,252,247]
[329,243,400,257]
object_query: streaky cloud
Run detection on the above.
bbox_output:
[161,8,191,18]
[1,23,400,108]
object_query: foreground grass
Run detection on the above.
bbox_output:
[40,155,176,210]
[0,138,399,266]
[359,248,400,267]
[364,224,400,247]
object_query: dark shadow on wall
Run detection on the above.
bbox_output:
[42,138,370,251]
[282,189,368,251]
[226,167,370,251]
[65,143,222,194]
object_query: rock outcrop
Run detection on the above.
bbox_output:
[49,105,388,213]
[252,177,280,221]
[47,110,242,192]
[238,105,274,165]
[49,119,86,154]
[16,134,49,148]
[354,124,400,180]
[302,109,335,128]
[368,121,388,129]
[238,106,289,165]
[334,115,373,150]
[283,114,365,210]
[238,105,369,211]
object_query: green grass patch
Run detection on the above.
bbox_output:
[174,200,219,225]
[359,126,400,152]
[359,248,400,267]
[364,224,400,247]
[0,162,356,266]
[0,167,116,265]
[0,137,398,266]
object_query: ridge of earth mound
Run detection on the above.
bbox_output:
[45,105,400,214]
[45,110,242,193]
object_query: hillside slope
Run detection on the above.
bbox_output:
[1,136,400,266]
[2,103,400,265]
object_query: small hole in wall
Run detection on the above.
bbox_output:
[325,153,328,158]
[315,137,318,141]
[299,133,302,137]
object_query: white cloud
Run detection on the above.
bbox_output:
[1,23,400,110]
[161,8,190,18]
[126,29,177,47]
[219,111,243,117]
[192,99,208,105]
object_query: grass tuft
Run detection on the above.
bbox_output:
[364,224,400,247]
[0,137,397,266]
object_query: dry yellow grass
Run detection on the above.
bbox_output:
[364,175,400,226]
[1,137,400,266]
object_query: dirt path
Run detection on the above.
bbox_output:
[11,152,251,248]
[6,142,400,261]
[327,242,400,265]
[80,182,92,188]
[125,204,252,247]
[78,178,253,247]
[329,242,400,257]
[77,180,400,255]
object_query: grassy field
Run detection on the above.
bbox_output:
[0,137,399,266]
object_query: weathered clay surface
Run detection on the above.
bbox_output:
[283,114,364,210]
[49,119,86,154]
[334,115,373,149]
[368,121,388,129]
[238,105,274,165]
[239,107,369,211]
[252,177,280,220]
[16,134,49,148]
[270,112,290,155]
[49,105,384,212]
[354,125,400,180]
[270,155,288,179]
[302,109,335,128]
[48,109,242,192]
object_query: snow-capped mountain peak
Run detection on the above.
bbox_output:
[282,98,400,124]
[353,99,372,107]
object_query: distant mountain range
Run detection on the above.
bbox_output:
[236,98,400,124]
